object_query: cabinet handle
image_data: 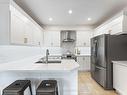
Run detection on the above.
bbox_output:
[83,57,85,60]
[83,42,86,46]
[38,42,40,45]
[51,42,53,46]
[24,38,28,43]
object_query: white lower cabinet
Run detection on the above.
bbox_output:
[113,63,127,95]
[77,56,90,71]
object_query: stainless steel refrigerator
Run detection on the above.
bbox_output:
[91,34,127,89]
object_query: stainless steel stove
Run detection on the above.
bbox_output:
[61,54,76,61]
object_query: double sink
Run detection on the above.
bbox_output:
[36,56,61,64]
[35,49,76,64]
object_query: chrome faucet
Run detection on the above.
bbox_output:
[46,49,49,64]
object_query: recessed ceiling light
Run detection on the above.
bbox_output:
[88,18,92,21]
[68,9,72,14]
[49,17,53,21]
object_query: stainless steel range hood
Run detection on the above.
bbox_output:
[63,31,75,42]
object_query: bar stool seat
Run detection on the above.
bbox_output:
[36,80,58,95]
[2,80,32,95]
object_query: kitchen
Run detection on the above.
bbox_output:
[0,0,127,95]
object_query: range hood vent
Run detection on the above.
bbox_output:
[63,31,75,42]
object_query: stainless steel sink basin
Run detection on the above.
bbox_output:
[36,60,61,63]
[35,56,61,64]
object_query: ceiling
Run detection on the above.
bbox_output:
[14,0,127,27]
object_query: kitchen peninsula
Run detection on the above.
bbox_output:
[0,55,79,95]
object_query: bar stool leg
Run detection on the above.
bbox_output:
[56,86,58,95]
[29,84,33,95]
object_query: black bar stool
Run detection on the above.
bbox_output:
[36,80,58,95]
[2,80,32,95]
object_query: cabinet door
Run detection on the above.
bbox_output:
[76,31,92,47]
[108,16,123,35]
[77,56,90,71]
[51,31,60,47]
[33,26,43,46]
[113,64,127,95]
[77,57,84,71]
[84,56,90,71]
[94,15,125,36]
[24,22,34,45]
[11,13,25,44]
[11,12,33,45]
[44,31,52,47]
[110,22,122,35]
[11,7,43,46]
[44,31,60,47]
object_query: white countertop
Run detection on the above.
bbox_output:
[75,54,91,57]
[48,54,91,57]
[0,55,79,72]
[112,61,127,67]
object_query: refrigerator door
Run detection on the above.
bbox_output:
[91,37,97,79]
[96,35,107,68]
[91,34,109,89]
[91,38,97,65]
[94,65,106,88]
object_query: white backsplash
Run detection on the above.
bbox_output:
[75,47,91,55]
[0,45,41,63]
[41,47,62,55]
[0,45,90,64]
[0,45,62,64]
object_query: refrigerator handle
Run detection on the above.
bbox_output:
[96,66,106,70]
[95,41,98,58]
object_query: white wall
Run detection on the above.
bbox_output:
[0,0,10,45]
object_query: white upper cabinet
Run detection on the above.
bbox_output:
[24,22,34,45]
[94,25,108,37]
[10,4,43,46]
[76,31,93,47]
[94,10,127,36]
[44,31,60,47]
[0,0,43,46]
[33,26,43,46]
[11,13,25,44]
[11,12,34,45]
[107,15,127,35]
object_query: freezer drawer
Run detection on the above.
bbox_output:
[94,66,106,88]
